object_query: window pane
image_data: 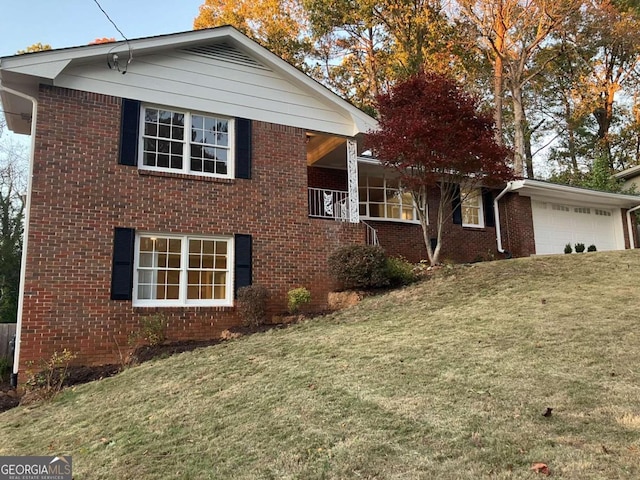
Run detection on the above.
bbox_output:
[369,189,384,202]
[166,286,179,300]
[216,241,227,255]
[369,177,383,188]
[203,241,215,254]
[169,239,181,253]
[189,240,201,254]
[189,255,200,268]
[145,123,158,137]
[214,256,227,269]
[167,254,181,268]
[217,133,229,147]
[202,255,214,269]
[139,253,154,268]
[187,285,199,299]
[188,270,199,285]
[214,285,226,299]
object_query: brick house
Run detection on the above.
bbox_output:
[1,27,639,379]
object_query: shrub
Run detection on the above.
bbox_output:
[574,243,586,253]
[385,256,417,286]
[237,285,269,327]
[587,244,597,252]
[24,349,77,401]
[564,243,573,254]
[328,245,390,290]
[287,287,311,314]
[129,314,167,346]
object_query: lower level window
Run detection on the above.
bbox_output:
[358,173,417,221]
[461,188,484,228]
[134,234,232,306]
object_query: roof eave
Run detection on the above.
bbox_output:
[510,179,640,208]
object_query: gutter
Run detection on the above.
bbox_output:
[626,204,640,249]
[0,83,37,388]
[494,182,514,254]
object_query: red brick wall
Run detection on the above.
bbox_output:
[20,86,365,368]
[368,190,537,263]
[499,193,536,257]
[307,166,347,191]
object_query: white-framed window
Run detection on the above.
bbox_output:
[133,234,233,307]
[140,106,234,178]
[461,187,484,228]
[358,173,418,222]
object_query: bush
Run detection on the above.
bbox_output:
[574,243,586,253]
[287,287,311,314]
[237,285,269,327]
[587,244,597,252]
[328,245,390,290]
[129,314,167,346]
[24,349,77,401]
[564,243,573,254]
[385,256,417,286]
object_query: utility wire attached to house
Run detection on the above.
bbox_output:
[92,0,133,74]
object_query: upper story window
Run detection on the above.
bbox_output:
[140,106,234,178]
[359,173,418,222]
[461,187,484,228]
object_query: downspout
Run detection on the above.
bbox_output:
[0,83,37,388]
[494,182,514,254]
[626,204,640,249]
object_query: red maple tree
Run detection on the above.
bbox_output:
[367,72,514,265]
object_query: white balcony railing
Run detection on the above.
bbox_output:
[308,187,379,246]
[308,187,350,221]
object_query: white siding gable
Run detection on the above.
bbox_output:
[54,43,356,136]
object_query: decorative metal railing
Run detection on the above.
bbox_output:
[308,187,379,246]
[308,187,350,221]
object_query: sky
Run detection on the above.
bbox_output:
[1,0,204,146]
[1,0,204,57]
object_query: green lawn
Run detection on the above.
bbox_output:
[2,251,640,479]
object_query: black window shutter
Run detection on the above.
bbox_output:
[483,189,495,227]
[235,118,252,179]
[234,234,252,296]
[119,99,141,166]
[111,228,135,300]
[452,184,462,225]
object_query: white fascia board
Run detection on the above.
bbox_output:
[614,164,640,180]
[510,179,640,208]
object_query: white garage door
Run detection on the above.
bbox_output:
[531,200,620,254]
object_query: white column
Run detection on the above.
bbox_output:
[347,138,359,223]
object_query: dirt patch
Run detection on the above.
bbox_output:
[0,378,20,413]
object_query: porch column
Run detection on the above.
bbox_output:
[347,138,359,223]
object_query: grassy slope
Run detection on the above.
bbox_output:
[2,251,640,479]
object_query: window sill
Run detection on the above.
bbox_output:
[360,217,421,225]
[461,225,491,231]
[133,305,234,312]
[139,169,235,185]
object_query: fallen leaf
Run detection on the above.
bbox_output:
[543,407,553,417]
[531,463,550,475]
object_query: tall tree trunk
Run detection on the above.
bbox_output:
[511,82,526,177]
[564,97,579,174]
[493,13,506,145]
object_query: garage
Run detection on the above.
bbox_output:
[504,179,640,256]
[531,200,620,254]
